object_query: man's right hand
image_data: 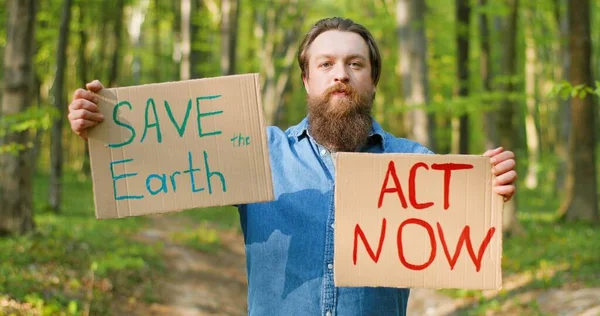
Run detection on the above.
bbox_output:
[68,80,105,140]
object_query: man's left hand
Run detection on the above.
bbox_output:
[483,147,516,201]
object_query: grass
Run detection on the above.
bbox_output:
[171,205,240,230]
[0,172,165,315]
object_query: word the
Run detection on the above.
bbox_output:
[109,150,227,200]
[231,133,251,147]
[353,218,496,272]
[378,161,474,210]
[109,95,224,148]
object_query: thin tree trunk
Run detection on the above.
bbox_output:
[78,2,90,176]
[189,0,207,79]
[454,0,470,154]
[479,0,498,149]
[0,0,38,235]
[180,0,191,80]
[554,0,570,194]
[107,0,125,87]
[397,0,433,150]
[523,8,540,189]
[258,0,304,126]
[95,5,109,82]
[172,0,182,79]
[48,0,72,213]
[398,0,412,140]
[220,0,239,75]
[128,0,149,85]
[557,0,598,223]
[153,0,161,82]
[498,0,524,235]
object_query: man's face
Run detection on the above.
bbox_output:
[303,30,374,100]
[303,30,375,152]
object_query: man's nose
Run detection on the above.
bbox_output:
[333,64,350,83]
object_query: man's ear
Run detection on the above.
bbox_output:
[302,75,310,94]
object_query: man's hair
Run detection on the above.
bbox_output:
[297,17,382,86]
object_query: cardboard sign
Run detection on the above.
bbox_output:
[87,74,274,219]
[333,153,503,290]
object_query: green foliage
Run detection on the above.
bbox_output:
[549,80,600,100]
[0,106,58,154]
[174,206,240,230]
[0,172,164,315]
[169,223,222,253]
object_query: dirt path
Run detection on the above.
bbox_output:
[132,214,249,316]
[126,214,600,316]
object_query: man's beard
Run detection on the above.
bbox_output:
[307,82,373,152]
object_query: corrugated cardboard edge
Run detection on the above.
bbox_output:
[87,139,102,219]
[252,73,275,203]
[333,152,505,290]
[87,74,275,219]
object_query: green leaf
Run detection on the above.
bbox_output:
[560,88,571,100]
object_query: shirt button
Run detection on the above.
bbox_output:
[328,263,333,270]
[326,311,332,316]
[320,149,327,156]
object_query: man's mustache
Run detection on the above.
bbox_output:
[323,82,357,98]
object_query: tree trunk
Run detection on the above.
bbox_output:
[557,0,598,223]
[172,0,182,79]
[180,0,191,80]
[479,0,498,149]
[189,0,207,79]
[0,0,38,235]
[95,4,109,82]
[523,8,540,189]
[77,1,90,176]
[498,0,524,235]
[128,0,149,85]
[48,0,72,213]
[107,0,125,87]
[153,0,161,82]
[397,0,433,150]
[554,0,570,194]
[454,0,470,154]
[220,0,239,75]
[258,0,305,126]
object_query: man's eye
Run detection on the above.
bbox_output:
[320,62,332,68]
[350,62,362,68]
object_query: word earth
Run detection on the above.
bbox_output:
[109,151,227,200]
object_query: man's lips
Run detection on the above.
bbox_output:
[332,89,349,96]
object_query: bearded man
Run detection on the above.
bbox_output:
[68,17,516,316]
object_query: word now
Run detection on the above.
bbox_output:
[378,161,474,210]
[353,218,496,272]
[109,95,224,148]
[110,150,227,200]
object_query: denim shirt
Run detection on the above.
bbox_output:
[238,117,432,316]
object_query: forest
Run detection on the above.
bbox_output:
[0,0,599,314]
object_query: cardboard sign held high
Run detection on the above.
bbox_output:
[334,153,503,290]
[87,74,274,219]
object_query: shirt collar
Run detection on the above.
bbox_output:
[287,116,387,150]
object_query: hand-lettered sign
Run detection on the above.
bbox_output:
[333,153,503,290]
[87,74,274,219]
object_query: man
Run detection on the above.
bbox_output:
[68,17,516,316]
